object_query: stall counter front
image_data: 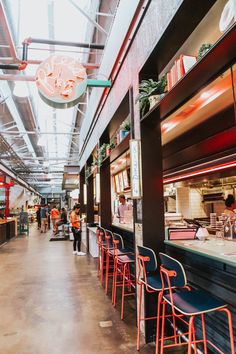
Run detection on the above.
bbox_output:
[165,238,236,352]
[87,226,98,258]
[0,218,16,245]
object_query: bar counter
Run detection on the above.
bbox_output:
[165,238,236,352]
[165,238,236,267]
[0,219,16,245]
[111,223,134,251]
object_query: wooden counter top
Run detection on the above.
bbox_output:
[165,238,236,267]
[0,218,16,225]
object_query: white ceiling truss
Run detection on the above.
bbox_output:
[0,0,118,194]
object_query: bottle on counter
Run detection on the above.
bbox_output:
[232,220,236,239]
[223,217,233,239]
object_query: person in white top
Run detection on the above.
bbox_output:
[117,194,132,223]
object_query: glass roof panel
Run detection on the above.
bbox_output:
[4,0,95,189]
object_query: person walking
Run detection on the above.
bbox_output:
[51,205,59,234]
[40,204,48,233]
[36,206,41,230]
[70,204,86,256]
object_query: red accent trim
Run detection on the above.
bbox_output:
[22,37,32,45]
[18,61,28,71]
[0,182,14,188]
[164,160,236,184]
[5,187,10,217]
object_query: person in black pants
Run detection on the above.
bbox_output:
[70,204,86,256]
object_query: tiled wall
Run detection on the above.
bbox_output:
[176,187,207,218]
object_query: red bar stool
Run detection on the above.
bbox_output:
[156,253,235,354]
[112,247,135,320]
[95,226,106,283]
[136,245,163,351]
[104,229,115,294]
[110,233,132,302]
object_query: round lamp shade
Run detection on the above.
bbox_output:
[35,55,87,109]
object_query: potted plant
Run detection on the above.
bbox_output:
[198,43,212,59]
[97,143,107,166]
[106,141,116,157]
[119,120,131,141]
[136,75,167,117]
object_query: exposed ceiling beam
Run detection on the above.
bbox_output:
[0,131,80,135]
[0,78,38,160]
[69,0,108,35]
[96,12,114,18]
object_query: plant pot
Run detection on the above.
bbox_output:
[119,130,129,141]
[149,95,161,109]
[106,147,111,157]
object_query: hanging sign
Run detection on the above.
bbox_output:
[35,55,87,109]
[130,139,142,199]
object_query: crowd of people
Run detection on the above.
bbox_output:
[36,203,86,256]
[36,204,68,234]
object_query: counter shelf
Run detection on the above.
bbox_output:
[165,238,236,268]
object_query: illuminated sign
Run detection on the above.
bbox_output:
[35,55,87,109]
[130,139,142,198]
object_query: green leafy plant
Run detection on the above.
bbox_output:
[120,120,131,132]
[136,75,167,117]
[198,43,212,59]
[97,143,107,166]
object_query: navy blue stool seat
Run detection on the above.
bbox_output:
[164,288,226,316]
[156,252,235,354]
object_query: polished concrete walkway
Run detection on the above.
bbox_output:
[0,225,156,354]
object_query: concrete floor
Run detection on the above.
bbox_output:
[0,225,156,354]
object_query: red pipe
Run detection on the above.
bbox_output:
[5,187,10,217]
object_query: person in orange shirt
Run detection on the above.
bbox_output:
[51,205,59,234]
[70,204,86,256]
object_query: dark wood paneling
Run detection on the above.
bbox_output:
[100,157,112,229]
[141,109,165,256]
[79,169,86,214]
[165,245,236,353]
[87,175,94,224]
[107,91,130,139]
[111,225,134,251]
[0,224,6,244]
[163,124,236,174]
[159,24,236,119]
[163,105,235,159]
[140,0,217,78]
[110,133,130,163]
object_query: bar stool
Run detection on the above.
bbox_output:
[95,226,106,282]
[112,244,135,319]
[104,229,114,293]
[136,245,163,351]
[157,252,235,354]
[109,233,132,300]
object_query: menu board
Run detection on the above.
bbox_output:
[122,169,129,189]
[118,173,124,192]
[114,174,121,193]
[130,139,142,198]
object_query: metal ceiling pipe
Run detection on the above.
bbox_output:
[24,37,105,50]
[0,62,27,70]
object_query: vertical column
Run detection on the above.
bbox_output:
[141,109,165,343]
[87,176,94,224]
[100,158,111,228]
[140,109,165,255]
[5,187,10,217]
[79,168,86,214]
